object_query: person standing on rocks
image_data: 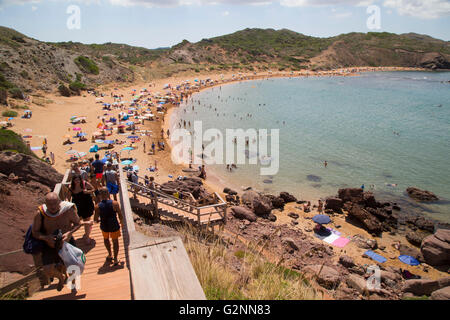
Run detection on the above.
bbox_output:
[318,200,323,213]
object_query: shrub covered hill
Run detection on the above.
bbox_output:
[0,26,449,98]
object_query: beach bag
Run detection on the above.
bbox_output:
[58,241,86,275]
[23,212,45,255]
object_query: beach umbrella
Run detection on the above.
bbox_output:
[127,136,139,139]
[122,147,134,151]
[24,128,32,132]
[398,255,420,266]
[104,140,115,144]
[23,135,32,139]
[66,150,79,155]
[312,214,331,225]
[95,139,105,144]
[121,160,133,165]
[79,133,86,136]
[70,116,77,120]
[126,121,134,126]
[73,127,82,131]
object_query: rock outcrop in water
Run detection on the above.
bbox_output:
[406,187,439,202]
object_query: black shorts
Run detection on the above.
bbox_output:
[41,237,76,266]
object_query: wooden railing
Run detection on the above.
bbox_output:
[117,164,206,299]
[126,175,227,225]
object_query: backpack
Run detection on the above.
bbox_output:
[23,210,45,255]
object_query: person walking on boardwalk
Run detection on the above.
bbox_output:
[94,188,124,266]
[103,162,120,201]
[68,174,95,244]
[32,192,86,291]
[91,153,105,186]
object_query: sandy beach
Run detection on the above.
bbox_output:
[3,65,447,283]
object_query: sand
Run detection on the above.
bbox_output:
[3,66,447,283]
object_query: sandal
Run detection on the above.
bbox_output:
[106,256,113,262]
[113,259,121,266]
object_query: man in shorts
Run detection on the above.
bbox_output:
[91,153,105,186]
[103,162,120,200]
[94,188,123,266]
[32,192,86,290]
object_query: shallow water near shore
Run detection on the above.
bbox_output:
[170,72,450,223]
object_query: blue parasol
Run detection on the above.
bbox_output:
[104,140,115,144]
[121,160,133,165]
[122,147,134,151]
[127,136,139,139]
[398,255,420,266]
[312,214,331,225]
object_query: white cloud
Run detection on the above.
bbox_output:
[383,0,450,19]
[279,0,374,7]
[222,10,229,15]
[334,11,352,18]
[1,0,449,20]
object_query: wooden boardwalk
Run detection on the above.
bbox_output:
[28,222,131,300]
[25,167,206,300]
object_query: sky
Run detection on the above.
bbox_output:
[0,0,449,49]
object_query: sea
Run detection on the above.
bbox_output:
[169,71,450,223]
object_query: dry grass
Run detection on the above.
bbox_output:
[178,223,321,300]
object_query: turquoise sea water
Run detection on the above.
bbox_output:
[170,72,450,223]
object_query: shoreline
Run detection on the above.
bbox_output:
[3,66,449,286]
[160,66,435,201]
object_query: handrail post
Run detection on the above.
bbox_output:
[197,208,201,226]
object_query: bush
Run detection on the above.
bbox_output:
[0,72,14,90]
[8,87,24,99]
[0,129,36,158]
[69,80,86,94]
[58,84,71,97]
[20,70,29,79]
[74,56,99,75]
[2,110,18,117]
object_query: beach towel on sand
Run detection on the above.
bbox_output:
[332,237,350,248]
[314,228,350,248]
[363,250,387,263]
